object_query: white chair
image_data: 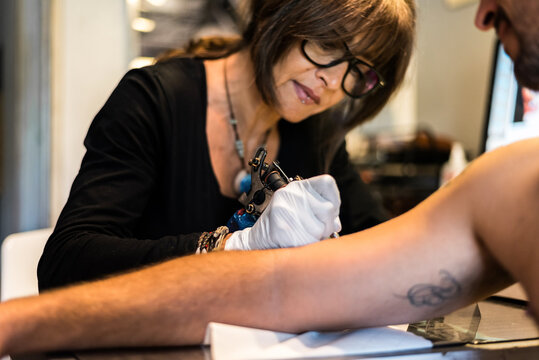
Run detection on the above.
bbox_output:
[1,228,52,301]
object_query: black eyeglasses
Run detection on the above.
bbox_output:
[300,39,385,99]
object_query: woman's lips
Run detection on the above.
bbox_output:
[293,81,320,105]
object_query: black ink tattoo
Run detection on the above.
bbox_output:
[398,270,461,307]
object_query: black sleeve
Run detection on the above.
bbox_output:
[38,67,201,291]
[329,142,389,234]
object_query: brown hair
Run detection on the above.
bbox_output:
[158,0,416,170]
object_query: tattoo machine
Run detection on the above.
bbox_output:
[227,147,301,232]
[227,147,340,238]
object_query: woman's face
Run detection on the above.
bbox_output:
[271,42,350,122]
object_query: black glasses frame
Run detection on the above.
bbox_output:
[300,40,385,99]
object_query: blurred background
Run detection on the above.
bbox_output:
[0,0,496,239]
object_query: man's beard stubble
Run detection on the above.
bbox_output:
[514,36,539,91]
[510,2,539,90]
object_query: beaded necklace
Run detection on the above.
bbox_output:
[223,59,270,194]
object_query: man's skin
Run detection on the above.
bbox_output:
[0,0,538,356]
[475,0,539,90]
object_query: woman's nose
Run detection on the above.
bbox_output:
[315,63,347,91]
[475,0,499,31]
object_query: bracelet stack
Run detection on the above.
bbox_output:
[196,226,230,254]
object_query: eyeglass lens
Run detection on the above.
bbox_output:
[302,40,382,97]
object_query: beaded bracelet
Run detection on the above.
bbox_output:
[196,226,229,254]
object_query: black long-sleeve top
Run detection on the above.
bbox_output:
[37,58,388,291]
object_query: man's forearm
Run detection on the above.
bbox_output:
[0,250,287,354]
[0,202,506,356]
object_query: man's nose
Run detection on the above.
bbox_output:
[475,0,498,31]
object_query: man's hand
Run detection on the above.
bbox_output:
[225,174,341,250]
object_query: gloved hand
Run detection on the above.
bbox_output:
[224,174,342,250]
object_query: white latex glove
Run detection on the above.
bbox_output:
[225,174,342,250]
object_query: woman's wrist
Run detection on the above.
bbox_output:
[196,226,230,253]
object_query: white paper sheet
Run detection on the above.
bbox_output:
[204,322,433,360]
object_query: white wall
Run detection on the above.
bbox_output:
[416,0,495,156]
[50,0,134,223]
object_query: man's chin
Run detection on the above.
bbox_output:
[514,39,539,91]
[515,61,539,91]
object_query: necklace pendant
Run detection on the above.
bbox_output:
[234,169,251,195]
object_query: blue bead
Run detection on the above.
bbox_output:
[239,174,252,194]
[227,209,258,231]
[238,212,257,229]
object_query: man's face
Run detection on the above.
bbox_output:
[475,0,539,90]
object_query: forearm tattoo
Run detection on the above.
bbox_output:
[397,270,461,307]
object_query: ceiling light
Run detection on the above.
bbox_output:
[131,17,156,33]
[145,0,167,6]
[129,57,155,69]
[444,0,477,9]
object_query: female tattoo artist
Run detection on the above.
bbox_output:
[0,0,537,356]
[37,0,416,290]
